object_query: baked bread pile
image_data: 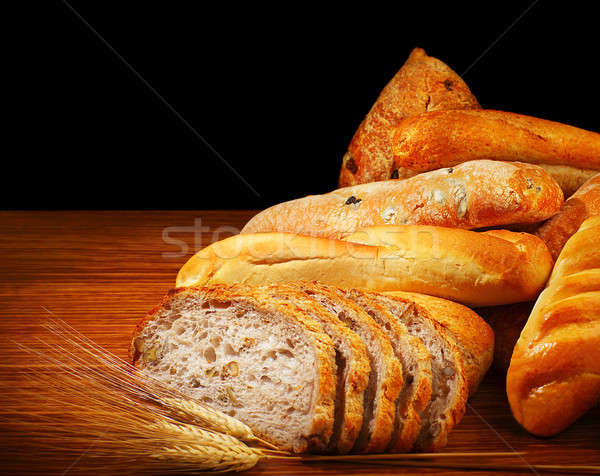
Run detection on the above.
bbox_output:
[131,282,492,453]
[132,47,600,452]
[479,172,600,372]
[339,48,600,196]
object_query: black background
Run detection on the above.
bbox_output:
[8,2,600,210]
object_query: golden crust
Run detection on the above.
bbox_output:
[548,216,600,281]
[339,47,480,187]
[130,285,337,453]
[344,226,553,306]
[507,216,600,436]
[537,165,598,198]
[244,160,564,238]
[176,228,553,307]
[302,282,403,454]
[384,291,494,396]
[249,283,371,454]
[536,173,600,260]
[387,109,600,195]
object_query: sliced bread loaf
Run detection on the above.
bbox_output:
[339,288,433,452]
[248,283,371,454]
[367,292,468,451]
[384,291,494,395]
[289,281,403,453]
[130,285,337,453]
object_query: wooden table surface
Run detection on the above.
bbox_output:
[0,210,598,475]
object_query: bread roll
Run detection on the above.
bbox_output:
[507,216,600,436]
[339,47,480,187]
[176,226,553,306]
[243,160,563,239]
[536,173,600,259]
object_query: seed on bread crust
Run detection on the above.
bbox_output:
[345,196,362,205]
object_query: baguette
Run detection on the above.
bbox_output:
[343,226,553,306]
[339,47,480,187]
[535,173,600,259]
[243,160,563,239]
[507,216,600,436]
[176,226,553,306]
[384,109,600,196]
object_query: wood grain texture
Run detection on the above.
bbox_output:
[0,211,598,475]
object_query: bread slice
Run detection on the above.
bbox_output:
[367,292,468,451]
[339,288,432,452]
[289,282,403,453]
[384,291,494,395]
[249,283,370,454]
[130,285,337,453]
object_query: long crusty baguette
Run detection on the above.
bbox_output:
[176,226,553,306]
[347,109,600,196]
[339,47,480,187]
[507,216,600,436]
[343,226,553,306]
[243,160,563,239]
[535,173,600,259]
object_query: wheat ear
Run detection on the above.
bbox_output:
[150,421,263,472]
[9,353,266,473]
[36,319,276,448]
[159,397,278,449]
[4,319,278,472]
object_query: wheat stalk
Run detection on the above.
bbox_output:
[149,421,263,472]
[5,319,276,472]
[9,378,264,473]
[27,319,270,446]
[157,397,276,449]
